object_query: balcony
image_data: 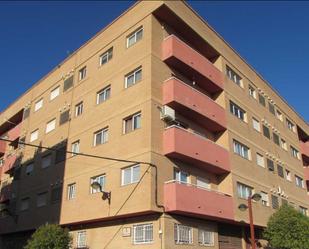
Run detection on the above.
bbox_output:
[164,181,234,221]
[301,141,309,163]
[0,184,11,203]
[304,167,309,182]
[163,77,226,132]
[163,126,230,174]
[0,140,5,156]
[162,35,224,94]
[2,154,19,174]
[8,123,21,142]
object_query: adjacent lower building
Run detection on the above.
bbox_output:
[0,1,308,249]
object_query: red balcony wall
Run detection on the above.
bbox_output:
[164,182,234,221]
[0,140,5,156]
[301,141,309,164]
[163,126,230,174]
[163,77,226,132]
[2,155,17,174]
[162,35,224,93]
[8,123,21,142]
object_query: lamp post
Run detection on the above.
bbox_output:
[238,193,261,249]
[90,181,111,205]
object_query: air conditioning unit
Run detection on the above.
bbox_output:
[161,106,175,122]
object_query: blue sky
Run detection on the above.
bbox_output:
[0,1,308,122]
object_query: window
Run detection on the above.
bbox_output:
[248,85,256,99]
[273,133,280,146]
[100,47,113,66]
[127,27,143,47]
[198,228,214,246]
[233,140,250,159]
[42,154,52,168]
[63,75,74,92]
[277,165,284,178]
[50,86,60,100]
[262,125,270,139]
[299,206,307,216]
[59,110,70,125]
[267,159,275,172]
[71,140,80,156]
[226,66,242,86]
[285,169,292,181]
[20,197,30,211]
[123,112,141,133]
[237,182,253,199]
[51,186,62,203]
[125,67,142,88]
[96,85,111,104]
[286,118,295,132]
[37,192,47,207]
[269,102,275,115]
[45,119,56,133]
[30,129,39,142]
[67,183,76,200]
[90,174,106,194]
[75,102,83,117]
[258,93,266,106]
[77,231,87,248]
[295,175,304,188]
[196,177,210,189]
[121,164,140,185]
[174,169,189,184]
[55,146,66,164]
[78,66,87,81]
[276,109,283,121]
[94,128,108,146]
[133,224,153,244]
[230,101,246,121]
[281,138,287,151]
[256,153,265,167]
[174,224,193,244]
[271,195,279,209]
[34,98,43,112]
[252,118,261,132]
[26,163,34,175]
[290,146,299,159]
[261,192,269,206]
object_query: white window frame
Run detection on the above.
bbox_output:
[77,231,87,248]
[256,153,265,168]
[252,118,261,132]
[99,47,113,66]
[46,118,56,134]
[93,128,108,146]
[174,224,193,245]
[96,85,111,104]
[286,118,295,132]
[290,146,299,159]
[198,227,214,246]
[174,169,189,184]
[67,183,76,200]
[126,27,143,48]
[121,164,140,186]
[248,85,256,99]
[281,138,287,151]
[276,109,283,122]
[34,98,43,112]
[75,102,83,117]
[285,169,292,181]
[295,175,304,188]
[123,112,141,133]
[196,177,211,190]
[261,191,269,206]
[133,223,153,244]
[233,140,250,160]
[230,101,246,121]
[71,140,80,156]
[50,86,60,101]
[226,66,242,86]
[299,206,308,216]
[90,174,106,194]
[125,67,142,88]
[78,66,87,81]
[237,182,253,199]
[30,129,39,142]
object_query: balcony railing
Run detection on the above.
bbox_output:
[163,126,230,174]
[164,180,234,221]
[162,35,224,93]
[163,77,226,132]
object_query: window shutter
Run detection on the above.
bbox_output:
[63,76,74,92]
[59,110,70,125]
[277,165,284,178]
[271,195,279,209]
[267,159,274,171]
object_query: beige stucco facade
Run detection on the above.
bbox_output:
[0,1,308,249]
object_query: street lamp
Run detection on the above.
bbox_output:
[90,182,111,205]
[238,193,261,249]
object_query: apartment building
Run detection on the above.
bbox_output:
[0,1,308,249]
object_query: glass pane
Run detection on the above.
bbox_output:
[126,74,134,87]
[123,168,131,185]
[135,69,142,82]
[133,114,141,129]
[136,29,143,41]
[132,165,140,183]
